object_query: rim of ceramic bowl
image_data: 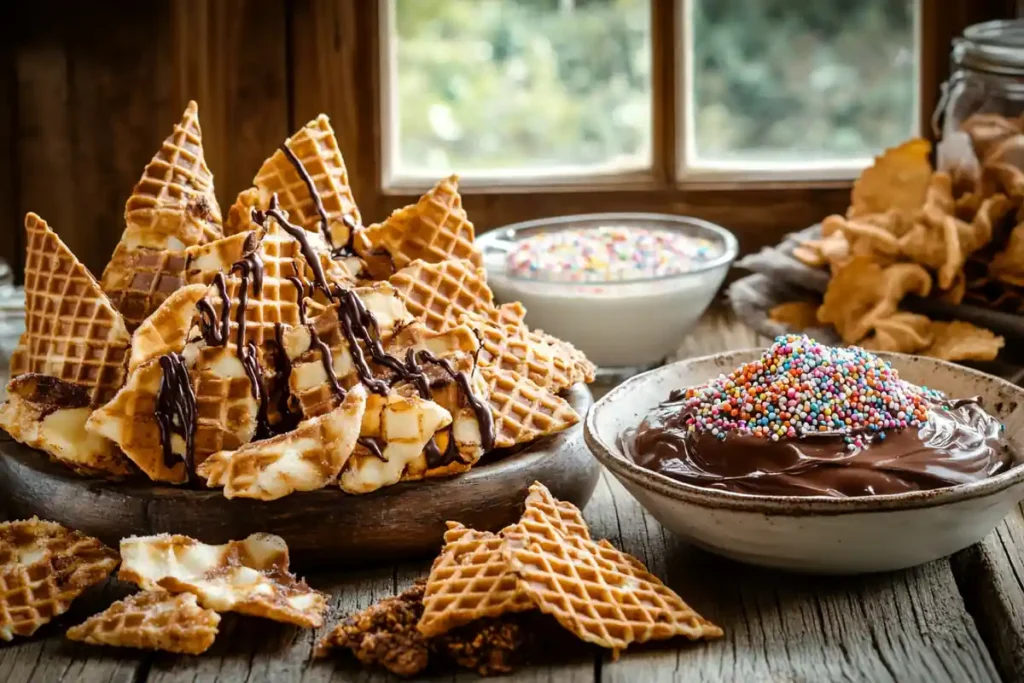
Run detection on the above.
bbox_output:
[584,349,1024,516]
[477,212,739,286]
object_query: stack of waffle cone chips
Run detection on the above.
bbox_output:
[0,102,593,497]
[783,116,1024,361]
[316,483,721,676]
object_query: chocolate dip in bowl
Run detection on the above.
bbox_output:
[584,345,1024,574]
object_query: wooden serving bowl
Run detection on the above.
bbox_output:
[0,384,596,568]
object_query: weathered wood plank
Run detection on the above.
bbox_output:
[953,502,1024,682]
[0,22,18,279]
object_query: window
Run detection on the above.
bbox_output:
[683,0,919,178]
[385,0,653,183]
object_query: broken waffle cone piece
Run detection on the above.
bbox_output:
[253,115,361,252]
[101,247,187,333]
[0,374,133,477]
[922,321,1004,362]
[417,522,534,639]
[338,393,452,494]
[0,518,119,640]
[503,483,722,654]
[197,384,367,500]
[15,213,131,406]
[315,581,430,677]
[119,532,326,628]
[66,590,220,654]
[480,366,579,449]
[389,258,508,333]
[357,175,482,279]
[128,284,207,372]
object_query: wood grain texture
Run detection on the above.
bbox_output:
[171,0,291,209]
[0,22,18,280]
[953,502,1024,682]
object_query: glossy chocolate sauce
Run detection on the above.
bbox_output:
[155,353,198,477]
[279,143,361,256]
[626,395,1016,497]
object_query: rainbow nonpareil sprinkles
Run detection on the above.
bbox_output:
[675,335,940,450]
[504,226,718,282]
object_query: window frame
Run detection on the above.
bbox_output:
[290,0,1017,252]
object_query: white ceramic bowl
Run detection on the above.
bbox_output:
[585,350,1024,574]
[477,213,737,372]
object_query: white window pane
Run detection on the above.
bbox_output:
[389,0,652,180]
[686,0,918,171]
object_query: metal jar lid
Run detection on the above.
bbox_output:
[954,19,1024,76]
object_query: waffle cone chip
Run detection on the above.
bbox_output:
[503,483,722,654]
[128,284,207,372]
[14,213,131,406]
[66,590,220,654]
[358,175,482,279]
[0,374,133,477]
[481,367,579,449]
[417,522,534,638]
[389,258,508,333]
[119,532,326,628]
[0,518,119,640]
[197,384,367,500]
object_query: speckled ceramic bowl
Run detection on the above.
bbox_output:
[585,350,1024,574]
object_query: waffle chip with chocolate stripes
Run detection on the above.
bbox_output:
[253,115,362,251]
[0,375,133,477]
[197,384,367,500]
[13,213,132,407]
[119,533,327,628]
[0,518,120,641]
[66,590,220,654]
[503,483,722,655]
[417,522,534,638]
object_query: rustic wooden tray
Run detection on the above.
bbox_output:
[0,384,597,567]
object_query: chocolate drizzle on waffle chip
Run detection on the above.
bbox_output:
[279,142,362,257]
[155,352,197,475]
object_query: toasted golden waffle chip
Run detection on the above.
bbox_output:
[119,533,326,628]
[503,483,723,654]
[197,385,367,500]
[0,374,132,477]
[480,367,579,449]
[417,522,533,638]
[0,518,119,640]
[101,246,187,332]
[253,115,361,251]
[357,175,481,279]
[15,213,132,406]
[129,284,207,372]
[66,590,220,654]
[389,258,511,333]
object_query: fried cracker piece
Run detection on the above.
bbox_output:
[503,483,722,655]
[922,321,1005,362]
[768,301,821,332]
[315,581,429,677]
[989,220,1024,286]
[961,113,1023,161]
[0,374,133,477]
[417,523,533,639]
[66,590,220,654]
[850,139,933,218]
[119,533,326,628]
[197,385,367,500]
[0,519,119,640]
[860,312,935,354]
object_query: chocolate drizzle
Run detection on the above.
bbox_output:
[196,273,230,346]
[358,436,386,461]
[309,326,344,399]
[278,143,361,256]
[272,322,301,433]
[252,198,333,296]
[155,353,198,478]
[286,275,309,324]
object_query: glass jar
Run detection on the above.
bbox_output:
[934,19,1024,139]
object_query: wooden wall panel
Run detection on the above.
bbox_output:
[0,23,17,280]
[171,0,291,210]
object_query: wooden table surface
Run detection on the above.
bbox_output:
[2,309,1023,683]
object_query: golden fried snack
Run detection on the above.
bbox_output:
[923,321,1005,362]
[989,220,1024,286]
[860,312,934,354]
[768,301,820,332]
[849,139,933,218]
[817,259,931,343]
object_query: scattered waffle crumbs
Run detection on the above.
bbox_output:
[678,335,940,449]
[505,226,718,282]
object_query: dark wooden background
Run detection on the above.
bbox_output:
[1,0,1017,281]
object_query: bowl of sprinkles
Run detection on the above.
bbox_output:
[477,213,737,374]
[585,338,1024,573]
